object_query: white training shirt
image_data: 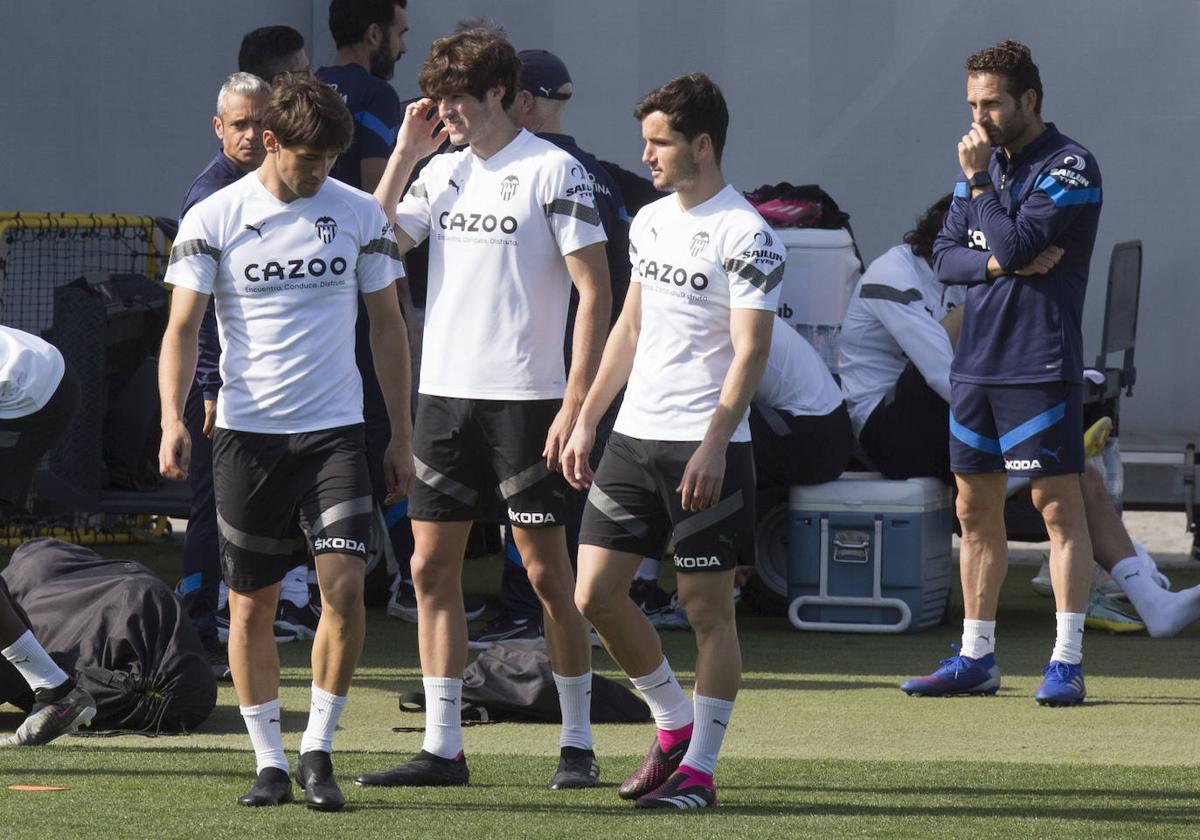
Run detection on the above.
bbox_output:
[754,317,844,417]
[0,326,65,419]
[395,129,607,400]
[165,172,401,434]
[838,244,965,434]
[616,185,784,443]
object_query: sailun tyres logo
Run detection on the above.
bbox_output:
[315,216,338,243]
[500,175,520,201]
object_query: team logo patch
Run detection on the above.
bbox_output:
[500,175,520,201]
[690,231,710,257]
[1062,154,1086,171]
[315,216,338,243]
[754,230,774,248]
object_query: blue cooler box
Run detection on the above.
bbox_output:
[787,473,953,633]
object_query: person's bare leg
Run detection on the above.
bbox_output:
[575,545,659,677]
[411,520,473,677]
[228,583,282,707]
[956,472,1010,620]
[513,525,589,677]
[1031,473,1092,616]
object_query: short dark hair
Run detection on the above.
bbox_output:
[329,0,406,49]
[418,29,521,110]
[633,73,729,163]
[966,40,1043,115]
[238,25,305,81]
[904,194,954,260]
[262,75,354,153]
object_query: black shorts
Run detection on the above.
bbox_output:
[409,395,569,529]
[950,380,1084,477]
[578,432,756,573]
[0,365,79,507]
[749,401,852,488]
[859,362,952,484]
[212,424,373,593]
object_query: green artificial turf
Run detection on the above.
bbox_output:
[0,540,1198,836]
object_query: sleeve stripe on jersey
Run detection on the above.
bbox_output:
[355,110,399,146]
[360,236,402,260]
[544,199,601,226]
[723,257,784,294]
[1035,175,1102,207]
[953,182,969,198]
[859,284,923,304]
[169,238,221,265]
[629,241,639,255]
[407,183,427,199]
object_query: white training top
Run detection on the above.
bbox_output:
[0,326,65,419]
[165,172,401,434]
[616,185,784,443]
[395,129,607,400]
[754,317,844,417]
[838,243,965,434]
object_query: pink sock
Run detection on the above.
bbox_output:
[657,721,693,751]
[678,764,714,787]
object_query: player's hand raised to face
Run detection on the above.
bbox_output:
[396,97,449,159]
[958,122,993,178]
[677,440,726,512]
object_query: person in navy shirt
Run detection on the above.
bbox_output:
[905,41,1102,708]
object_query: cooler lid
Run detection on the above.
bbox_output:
[789,472,952,512]
[775,227,854,250]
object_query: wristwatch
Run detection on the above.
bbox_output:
[967,171,992,190]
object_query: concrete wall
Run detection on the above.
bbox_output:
[2,0,1197,451]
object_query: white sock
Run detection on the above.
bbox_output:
[280,566,309,608]
[553,671,593,750]
[681,694,734,777]
[218,582,229,611]
[1112,555,1200,638]
[299,682,347,755]
[2,631,68,692]
[1051,612,1085,665]
[629,658,693,731]
[1133,542,1171,589]
[634,557,660,581]
[422,676,463,759]
[240,698,288,773]
[960,619,996,659]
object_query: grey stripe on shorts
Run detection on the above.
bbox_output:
[498,460,552,499]
[586,484,649,539]
[756,405,792,437]
[414,456,479,506]
[311,495,374,534]
[670,489,745,546]
[217,511,302,556]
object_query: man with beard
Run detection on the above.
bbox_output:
[316,0,408,193]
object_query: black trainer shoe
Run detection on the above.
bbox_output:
[618,735,690,800]
[467,613,543,649]
[635,770,717,810]
[0,681,96,746]
[296,750,345,812]
[547,746,600,790]
[463,592,487,622]
[388,580,487,624]
[237,766,294,807]
[629,578,673,616]
[203,640,233,683]
[275,599,318,641]
[354,750,469,787]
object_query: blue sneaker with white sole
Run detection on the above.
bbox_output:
[900,648,1001,697]
[1035,660,1086,706]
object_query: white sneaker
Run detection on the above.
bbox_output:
[1030,557,1053,596]
[1085,590,1145,634]
[1093,564,1126,602]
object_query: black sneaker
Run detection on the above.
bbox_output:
[467,613,543,649]
[388,580,487,624]
[618,735,690,800]
[354,750,469,787]
[296,750,345,812]
[237,766,294,807]
[216,603,231,643]
[629,578,673,616]
[547,746,600,790]
[0,681,97,746]
[635,769,717,810]
[275,599,318,641]
[203,640,233,683]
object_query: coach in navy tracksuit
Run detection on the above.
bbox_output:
[902,41,1102,707]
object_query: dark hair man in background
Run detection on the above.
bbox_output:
[238,25,312,84]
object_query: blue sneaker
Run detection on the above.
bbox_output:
[900,648,1001,696]
[1035,660,1086,706]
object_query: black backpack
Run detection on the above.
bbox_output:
[396,644,651,726]
[745,182,866,272]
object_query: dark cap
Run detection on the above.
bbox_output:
[518,49,572,100]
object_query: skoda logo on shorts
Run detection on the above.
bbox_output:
[690,231,710,257]
[315,216,338,243]
[500,175,520,201]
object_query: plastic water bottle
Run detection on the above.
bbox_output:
[1097,436,1123,512]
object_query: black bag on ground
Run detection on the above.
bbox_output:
[0,538,216,733]
[399,644,651,724]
